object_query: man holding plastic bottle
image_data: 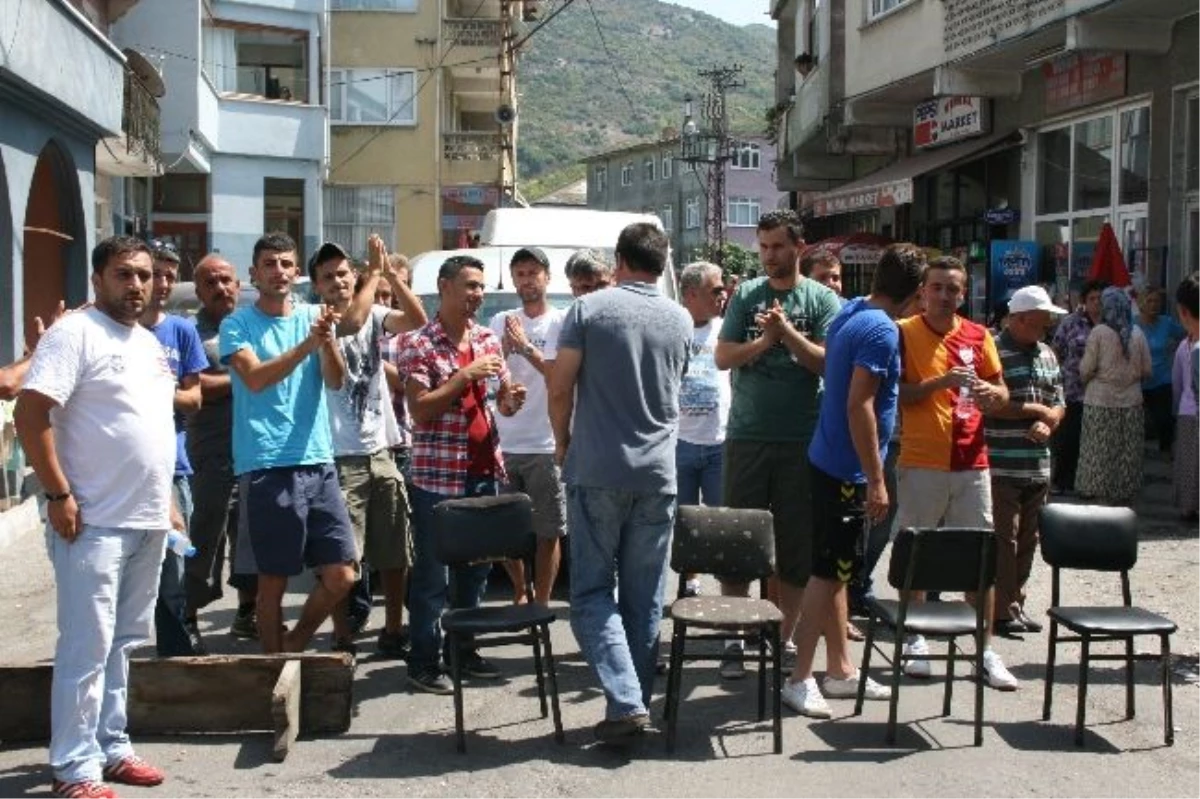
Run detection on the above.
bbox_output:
[895,256,1016,690]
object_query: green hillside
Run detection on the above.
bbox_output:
[517,0,776,196]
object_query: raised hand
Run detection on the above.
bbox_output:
[367,233,387,275]
[460,353,503,382]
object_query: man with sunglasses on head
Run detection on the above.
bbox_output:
[220,232,376,653]
[141,240,210,657]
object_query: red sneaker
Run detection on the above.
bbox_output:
[101,756,164,787]
[51,780,118,799]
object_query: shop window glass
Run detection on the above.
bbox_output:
[1119,107,1150,205]
[1187,95,1198,193]
[1073,117,1113,211]
[1070,216,1107,279]
[1038,128,1071,214]
[958,161,987,219]
[934,172,955,220]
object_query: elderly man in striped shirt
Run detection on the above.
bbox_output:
[983,285,1067,635]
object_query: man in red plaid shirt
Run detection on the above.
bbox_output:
[397,255,527,694]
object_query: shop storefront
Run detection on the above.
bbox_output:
[1027,51,1154,299]
[803,97,1024,318]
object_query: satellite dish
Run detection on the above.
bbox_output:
[123,48,166,98]
[494,104,516,126]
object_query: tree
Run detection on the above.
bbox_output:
[691,241,759,280]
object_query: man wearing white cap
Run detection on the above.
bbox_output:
[983,285,1066,634]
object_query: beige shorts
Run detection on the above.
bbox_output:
[336,450,413,570]
[895,466,993,536]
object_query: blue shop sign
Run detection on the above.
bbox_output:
[990,240,1039,301]
[984,207,1021,226]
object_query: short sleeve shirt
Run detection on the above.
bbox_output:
[145,314,208,476]
[557,282,692,493]
[219,303,334,475]
[488,307,564,455]
[719,276,841,442]
[898,315,1002,472]
[984,330,1064,482]
[325,305,401,457]
[809,298,900,483]
[186,310,233,466]
[23,308,176,529]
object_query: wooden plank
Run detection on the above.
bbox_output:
[0,653,353,743]
[271,660,301,762]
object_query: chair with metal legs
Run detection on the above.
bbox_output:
[1039,503,1176,747]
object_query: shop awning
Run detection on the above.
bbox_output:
[806,130,1020,218]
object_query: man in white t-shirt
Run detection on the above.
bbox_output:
[313,236,427,656]
[676,260,731,557]
[489,247,567,605]
[16,236,177,798]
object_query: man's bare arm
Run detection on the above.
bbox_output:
[548,347,582,465]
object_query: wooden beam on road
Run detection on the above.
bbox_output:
[0,653,353,744]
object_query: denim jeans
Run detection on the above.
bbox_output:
[567,486,675,720]
[407,480,495,674]
[155,477,195,657]
[675,440,723,506]
[46,525,166,783]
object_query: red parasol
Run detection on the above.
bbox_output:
[1087,222,1131,288]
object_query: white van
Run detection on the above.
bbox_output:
[409,208,677,320]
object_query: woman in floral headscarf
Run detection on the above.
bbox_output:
[1076,287,1153,505]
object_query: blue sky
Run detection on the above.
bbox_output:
[665,0,774,27]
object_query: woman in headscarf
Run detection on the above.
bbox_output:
[1076,287,1153,505]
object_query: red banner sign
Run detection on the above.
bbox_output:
[1043,51,1127,115]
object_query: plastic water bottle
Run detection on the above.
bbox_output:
[167,530,197,558]
[955,383,977,420]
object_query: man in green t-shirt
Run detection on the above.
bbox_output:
[714,210,841,680]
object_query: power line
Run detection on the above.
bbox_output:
[509,0,580,53]
[583,0,637,117]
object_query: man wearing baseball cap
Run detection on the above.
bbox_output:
[983,285,1067,634]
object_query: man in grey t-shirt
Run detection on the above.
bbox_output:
[549,222,691,744]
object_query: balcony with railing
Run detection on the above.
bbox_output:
[443,16,502,58]
[442,131,503,184]
[95,67,163,177]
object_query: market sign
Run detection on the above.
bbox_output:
[1043,51,1127,115]
[913,96,990,149]
[810,178,913,218]
[984,207,1021,226]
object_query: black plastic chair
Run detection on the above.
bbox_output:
[854,527,997,746]
[663,506,782,754]
[433,493,564,753]
[1039,503,1176,747]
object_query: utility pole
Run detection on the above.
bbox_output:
[680,64,744,266]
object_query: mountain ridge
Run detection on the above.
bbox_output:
[518,0,776,197]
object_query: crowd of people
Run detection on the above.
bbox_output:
[5,210,1198,797]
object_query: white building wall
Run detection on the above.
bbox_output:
[210,154,323,274]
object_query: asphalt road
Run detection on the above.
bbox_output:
[0,452,1196,797]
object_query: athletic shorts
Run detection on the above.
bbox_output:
[236,463,357,577]
[808,462,866,584]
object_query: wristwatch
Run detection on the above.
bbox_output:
[522,342,537,359]
[44,490,72,503]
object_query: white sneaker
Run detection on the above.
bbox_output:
[781,677,832,719]
[902,636,932,679]
[976,649,1020,691]
[823,671,891,700]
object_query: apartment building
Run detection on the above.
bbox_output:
[772,0,1197,312]
[584,133,786,260]
[111,0,329,276]
[326,0,527,259]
